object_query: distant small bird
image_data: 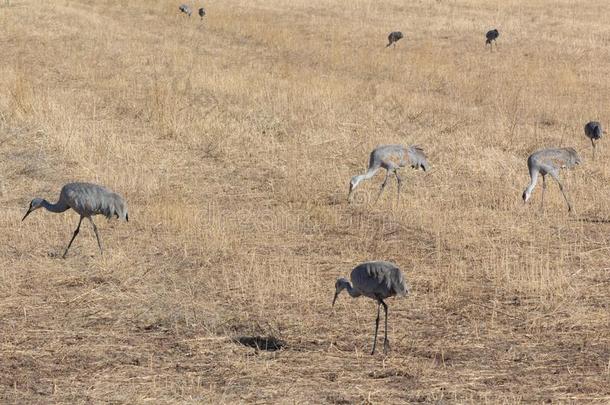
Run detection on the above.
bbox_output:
[584,121,604,160]
[348,144,429,204]
[485,28,499,50]
[198,7,206,20]
[386,31,403,48]
[179,4,192,17]
[22,182,128,258]
[522,147,581,212]
[333,261,408,355]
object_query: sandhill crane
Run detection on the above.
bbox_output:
[522,147,581,212]
[485,29,499,50]
[333,261,408,355]
[198,7,206,20]
[386,31,403,48]
[22,182,128,258]
[584,121,604,160]
[179,4,192,17]
[348,144,429,204]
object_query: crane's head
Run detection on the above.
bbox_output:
[332,278,350,306]
[22,198,44,221]
[348,175,362,203]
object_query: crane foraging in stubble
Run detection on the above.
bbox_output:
[179,4,192,17]
[522,147,581,212]
[485,29,499,50]
[22,183,128,258]
[333,261,408,355]
[348,144,429,204]
[584,121,604,160]
[386,31,403,48]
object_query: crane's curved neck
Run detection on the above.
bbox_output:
[525,170,539,195]
[363,166,379,179]
[345,283,361,298]
[338,279,361,298]
[42,198,69,213]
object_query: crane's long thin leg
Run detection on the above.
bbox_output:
[374,171,391,204]
[395,170,402,204]
[550,172,572,212]
[63,217,83,258]
[381,299,390,354]
[371,301,381,355]
[88,217,103,255]
[540,175,546,211]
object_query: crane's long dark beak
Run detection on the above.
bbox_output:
[332,291,339,307]
[347,184,354,203]
[22,205,33,221]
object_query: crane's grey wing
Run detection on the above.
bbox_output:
[351,261,407,298]
[531,147,581,172]
[387,266,408,296]
[406,145,429,171]
[562,147,581,167]
[62,183,127,220]
[550,148,580,168]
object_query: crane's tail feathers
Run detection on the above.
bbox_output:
[407,145,430,171]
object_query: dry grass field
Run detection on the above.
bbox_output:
[1,0,609,402]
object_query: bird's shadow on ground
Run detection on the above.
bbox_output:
[572,216,610,224]
[233,336,285,352]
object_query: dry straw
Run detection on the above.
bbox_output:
[0,0,609,402]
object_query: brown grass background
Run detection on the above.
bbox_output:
[1,0,609,402]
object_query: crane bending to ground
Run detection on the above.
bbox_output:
[522,147,581,212]
[179,4,192,17]
[333,261,408,355]
[348,144,429,204]
[22,182,128,258]
[584,121,604,160]
[386,31,403,48]
[486,29,499,50]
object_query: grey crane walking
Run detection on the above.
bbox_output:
[198,7,206,20]
[522,147,581,212]
[584,121,604,160]
[386,31,403,48]
[179,4,192,17]
[333,261,408,355]
[485,29,499,50]
[348,144,429,204]
[22,182,128,258]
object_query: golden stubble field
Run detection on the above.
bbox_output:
[1,0,609,402]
